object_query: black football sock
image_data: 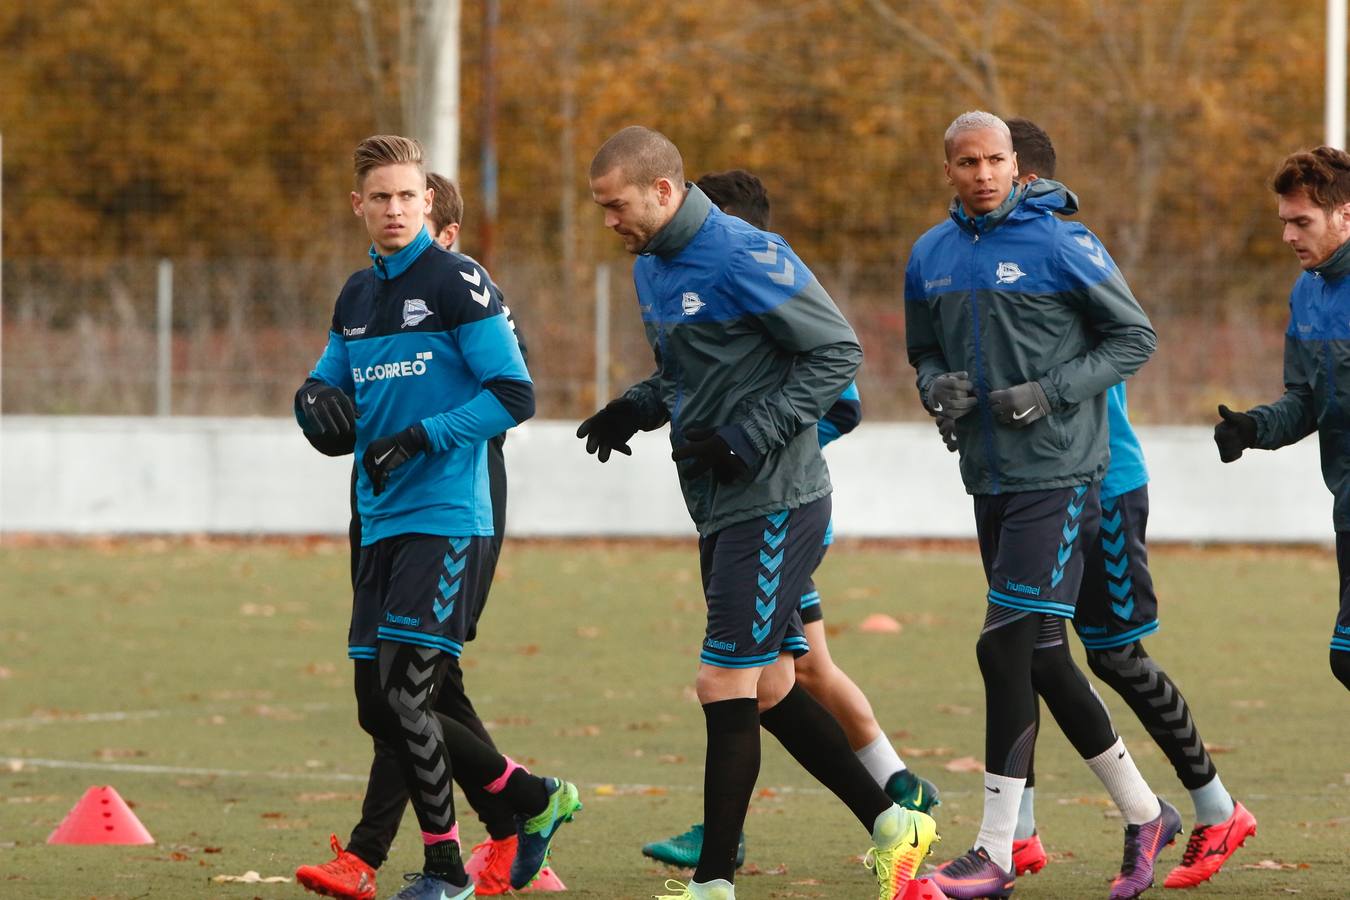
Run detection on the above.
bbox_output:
[760,683,891,829]
[693,698,760,884]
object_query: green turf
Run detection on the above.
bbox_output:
[1,540,1347,898]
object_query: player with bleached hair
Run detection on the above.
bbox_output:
[907,111,1173,900]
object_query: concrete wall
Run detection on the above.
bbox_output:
[0,416,1333,542]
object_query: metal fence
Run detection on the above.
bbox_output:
[2,252,1295,425]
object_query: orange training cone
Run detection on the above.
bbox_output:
[901,877,950,900]
[47,785,154,845]
[520,865,567,892]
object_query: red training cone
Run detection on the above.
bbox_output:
[902,877,950,900]
[520,865,567,892]
[47,785,154,845]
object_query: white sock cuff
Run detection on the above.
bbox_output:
[855,732,905,788]
[1085,737,1160,825]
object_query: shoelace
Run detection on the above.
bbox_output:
[863,846,894,882]
[943,849,995,877]
[655,878,694,899]
[1177,826,1208,866]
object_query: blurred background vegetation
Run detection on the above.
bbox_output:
[0,0,1326,419]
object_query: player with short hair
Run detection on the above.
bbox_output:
[293,134,578,900]
[584,126,937,900]
[641,169,940,873]
[907,111,1174,900]
[295,170,557,898]
[969,116,1256,890]
[1214,145,1350,694]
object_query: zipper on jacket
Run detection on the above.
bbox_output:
[967,229,1002,493]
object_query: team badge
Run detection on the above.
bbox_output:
[995,262,1027,284]
[682,292,706,316]
[402,298,433,328]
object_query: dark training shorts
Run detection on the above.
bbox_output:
[699,496,831,668]
[1333,532,1350,654]
[349,533,495,661]
[1075,485,1161,648]
[975,482,1101,619]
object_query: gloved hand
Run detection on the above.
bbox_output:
[298,382,357,437]
[576,398,642,462]
[1214,404,1257,463]
[925,371,977,418]
[989,381,1051,428]
[672,426,751,483]
[935,415,959,452]
[363,424,428,496]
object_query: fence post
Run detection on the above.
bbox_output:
[156,258,173,416]
[594,263,610,406]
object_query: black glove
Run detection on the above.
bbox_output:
[925,371,977,419]
[576,398,641,462]
[298,382,357,437]
[935,415,959,452]
[672,426,751,483]
[989,381,1051,428]
[363,424,428,496]
[1214,404,1257,463]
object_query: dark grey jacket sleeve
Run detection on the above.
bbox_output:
[1037,227,1157,408]
[1250,333,1318,449]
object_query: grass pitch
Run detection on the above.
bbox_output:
[1,538,1347,898]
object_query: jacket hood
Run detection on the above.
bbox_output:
[1020,178,1080,218]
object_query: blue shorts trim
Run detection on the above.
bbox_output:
[377,625,464,658]
[800,590,821,610]
[700,648,781,669]
[348,645,378,660]
[988,588,1076,618]
[1077,620,1159,649]
[1331,636,1350,652]
[782,636,811,656]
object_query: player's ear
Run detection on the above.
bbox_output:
[351,191,363,216]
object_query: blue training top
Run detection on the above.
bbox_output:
[1102,382,1148,500]
[302,230,533,543]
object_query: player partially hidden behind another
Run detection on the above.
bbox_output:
[1214,145,1350,695]
[641,169,940,874]
[293,135,578,900]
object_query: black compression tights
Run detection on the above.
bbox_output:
[977,607,1116,777]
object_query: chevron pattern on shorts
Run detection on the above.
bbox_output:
[1050,485,1088,589]
[434,537,472,623]
[1099,497,1136,621]
[752,511,790,645]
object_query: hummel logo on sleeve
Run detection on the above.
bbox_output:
[1073,234,1107,268]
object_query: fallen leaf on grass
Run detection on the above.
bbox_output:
[5,795,60,804]
[575,626,601,639]
[935,704,973,716]
[1056,796,1112,808]
[296,792,361,804]
[260,812,286,819]
[740,863,788,876]
[4,760,23,773]
[757,788,780,799]
[516,644,539,656]
[1203,743,1234,754]
[657,754,685,764]
[239,603,276,617]
[303,661,337,676]
[555,725,601,737]
[211,871,292,883]
[901,746,954,758]
[0,667,12,679]
[1229,699,1267,709]
[94,747,147,760]
[593,784,616,796]
[943,756,984,773]
[1241,859,1309,870]
[246,705,302,721]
